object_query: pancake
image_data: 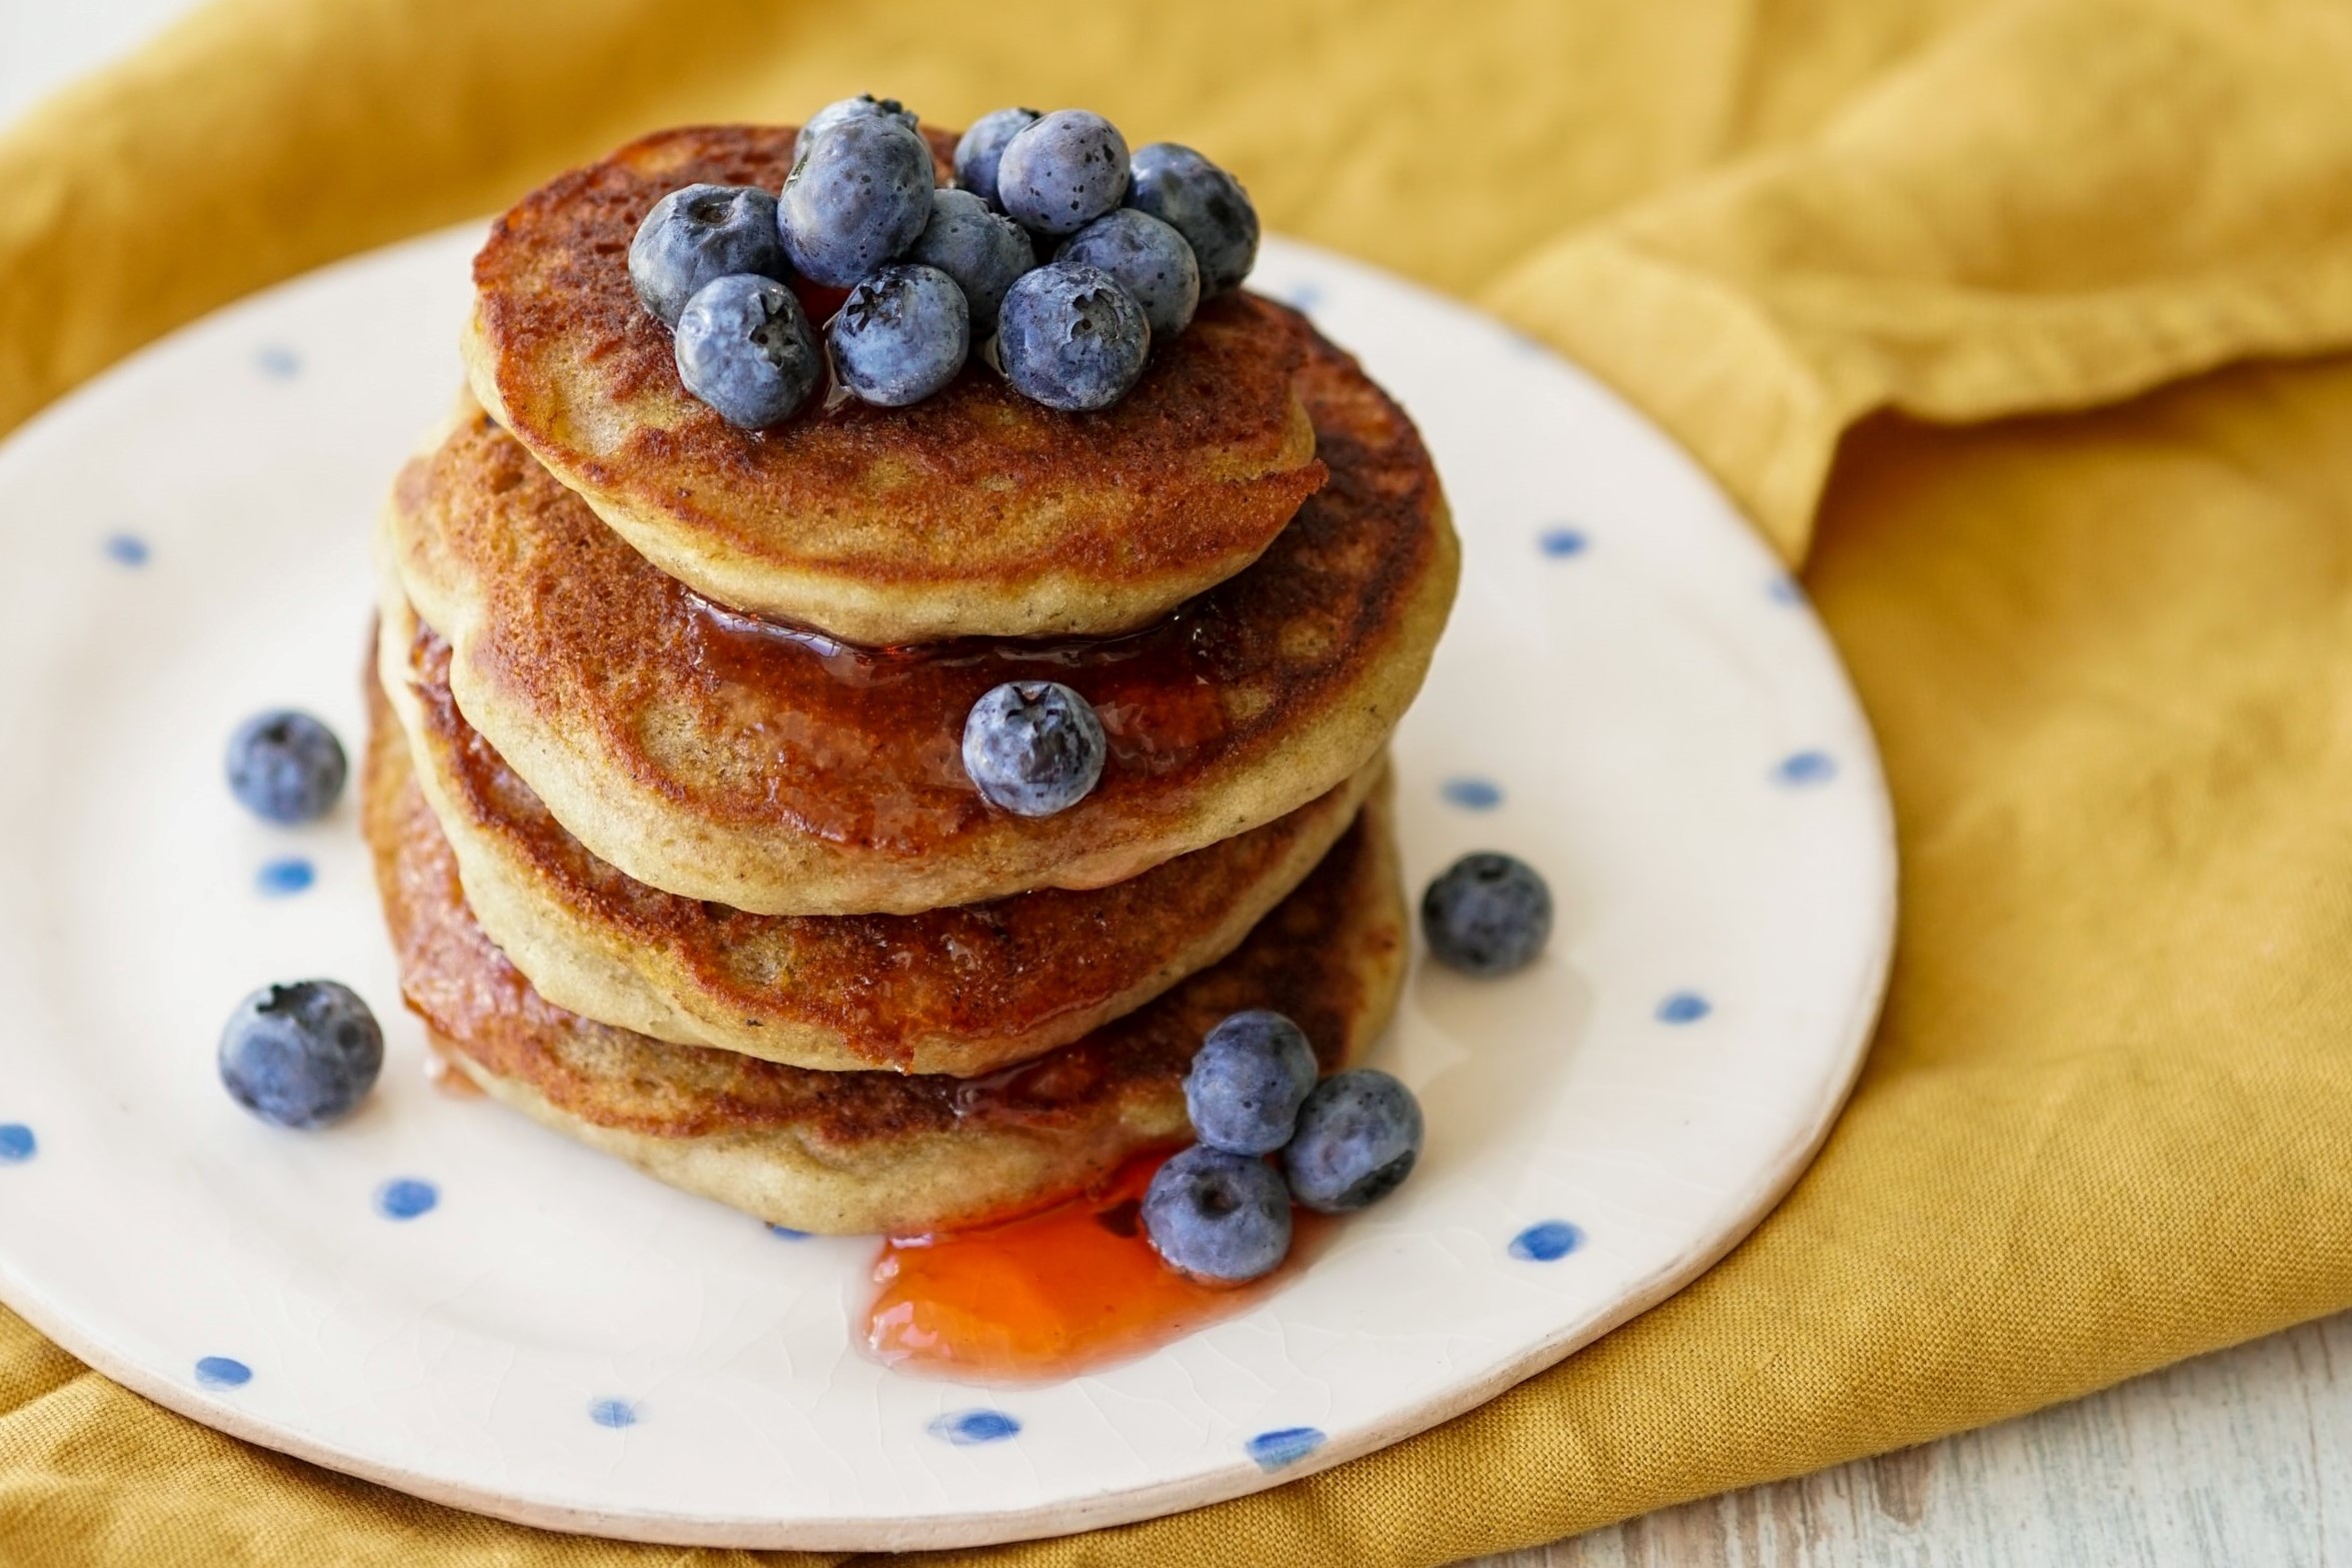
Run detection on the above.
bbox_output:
[464,123,1327,645]
[374,614,1381,1073]
[363,687,1406,1236]
[388,325,1456,916]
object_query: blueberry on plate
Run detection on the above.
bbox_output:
[996,261,1151,412]
[1282,1069,1423,1214]
[219,980,383,1129]
[1126,142,1259,296]
[953,106,1041,210]
[1184,1009,1318,1156]
[1057,208,1199,339]
[674,274,823,429]
[225,710,346,824]
[907,189,1035,337]
[995,110,1131,236]
[1143,1145,1293,1284]
[793,93,919,164]
[1420,851,1553,976]
[962,680,1106,816]
[778,115,936,288]
[829,263,970,407]
[627,184,788,327]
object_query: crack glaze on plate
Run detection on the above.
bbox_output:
[0,228,1894,1550]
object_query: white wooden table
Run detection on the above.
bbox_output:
[7,10,2343,1564]
[1466,1309,2351,1566]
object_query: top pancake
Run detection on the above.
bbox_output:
[388,325,1457,916]
[465,123,1327,645]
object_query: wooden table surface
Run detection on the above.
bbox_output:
[8,15,2347,1567]
[1464,1309,2351,1567]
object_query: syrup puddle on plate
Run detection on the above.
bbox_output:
[864,1151,1328,1383]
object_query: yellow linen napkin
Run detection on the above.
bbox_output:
[6,1,2352,1563]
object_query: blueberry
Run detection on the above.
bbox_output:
[996,261,1151,412]
[953,107,1041,210]
[218,980,383,1129]
[1420,851,1553,976]
[779,115,936,288]
[627,184,788,328]
[1057,208,1198,340]
[1126,143,1258,296]
[793,94,919,165]
[225,710,346,824]
[1142,1145,1292,1284]
[907,190,1034,337]
[1282,1069,1422,1214]
[962,680,1106,816]
[674,274,822,429]
[828,263,969,407]
[1184,1010,1317,1156]
[995,110,1130,236]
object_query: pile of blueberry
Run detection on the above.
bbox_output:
[1139,850,1553,1283]
[629,97,1260,427]
[219,711,387,1129]
[1144,1009,1426,1284]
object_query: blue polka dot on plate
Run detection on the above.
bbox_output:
[102,533,150,568]
[1774,751,1836,786]
[374,1178,438,1220]
[1245,1427,1326,1470]
[194,1355,251,1390]
[255,856,315,895]
[1440,777,1502,811]
[1537,526,1588,558]
[255,345,301,379]
[0,1124,34,1163]
[1283,282,1323,313]
[1508,1220,1584,1262]
[1656,991,1711,1024]
[588,1397,639,1429]
[1767,575,1804,606]
[930,1409,1020,1445]
[765,1222,811,1240]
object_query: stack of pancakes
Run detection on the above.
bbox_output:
[362,126,1459,1235]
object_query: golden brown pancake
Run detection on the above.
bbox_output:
[464,123,1327,645]
[363,691,1405,1236]
[388,327,1457,915]
[374,614,1380,1073]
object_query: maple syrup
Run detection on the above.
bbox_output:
[864,1151,1325,1382]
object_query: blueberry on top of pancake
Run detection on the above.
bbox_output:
[465,124,1327,646]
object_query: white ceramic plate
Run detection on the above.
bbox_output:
[0,229,1893,1550]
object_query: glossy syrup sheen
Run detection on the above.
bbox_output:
[865,1153,1328,1382]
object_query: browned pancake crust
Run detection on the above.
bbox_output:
[363,692,1404,1233]
[466,124,1326,644]
[384,626,1377,1073]
[391,326,1457,915]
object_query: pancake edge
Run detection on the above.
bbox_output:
[424,792,1406,1237]
[377,581,1383,1074]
